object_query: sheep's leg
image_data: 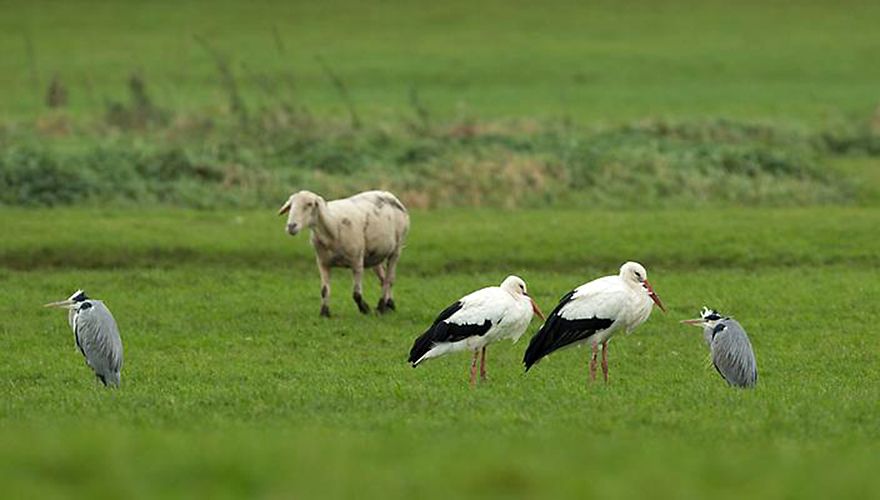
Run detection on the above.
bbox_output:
[374,264,390,313]
[317,259,331,318]
[374,263,387,282]
[351,263,370,314]
[381,251,401,312]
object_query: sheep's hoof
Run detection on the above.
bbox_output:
[320,306,331,318]
[377,298,395,314]
[353,293,371,314]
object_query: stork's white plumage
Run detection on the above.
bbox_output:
[523,262,665,383]
[408,275,544,385]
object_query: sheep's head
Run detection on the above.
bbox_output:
[278,191,324,236]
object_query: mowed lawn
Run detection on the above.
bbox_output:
[2,0,878,496]
[0,207,877,498]
[1,0,879,123]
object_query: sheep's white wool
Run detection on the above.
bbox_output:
[279,190,410,316]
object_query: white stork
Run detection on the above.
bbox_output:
[408,275,545,385]
[523,261,665,383]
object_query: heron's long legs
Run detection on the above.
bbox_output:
[469,350,479,387]
[589,343,598,382]
[601,340,609,383]
[479,346,488,381]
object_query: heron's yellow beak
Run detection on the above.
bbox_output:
[43,299,75,309]
[679,318,704,326]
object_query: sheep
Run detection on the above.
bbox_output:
[278,190,410,317]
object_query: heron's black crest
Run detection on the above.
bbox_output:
[700,307,725,321]
[71,290,89,302]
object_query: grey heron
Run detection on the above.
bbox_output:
[681,307,757,388]
[44,290,124,387]
[523,261,666,383]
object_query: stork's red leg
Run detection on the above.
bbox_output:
[469,350,479,387]
[601,340,609,383]
[589,343,598,383]
[479,346,488,382]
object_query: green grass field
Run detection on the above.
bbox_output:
[1,207,878,497]
[1,0,879,497]
[2,0,879,124]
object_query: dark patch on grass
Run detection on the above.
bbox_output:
[2,244,877,273]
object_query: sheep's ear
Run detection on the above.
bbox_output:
[278,199,292,216]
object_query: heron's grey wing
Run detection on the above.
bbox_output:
[75,302,124,385]
[710,320,757,388]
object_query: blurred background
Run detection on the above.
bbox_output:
[1,1,878,498]
[1,0,878,210]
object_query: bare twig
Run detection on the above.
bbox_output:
[193,34,249,125]
[315,55,361,130]
[22,29,39,89]
[241,61,280,98]
[408,85,431,134]
[271,25,297,94]
[81,73,97,109]
[46,73,67,108]
[272,25,286,55]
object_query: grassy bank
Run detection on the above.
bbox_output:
[2,0,879,496]
[2,117,878,210]
[0,207,878,497]
[3,0,879,211]
[0,206,877,271]
[2,0,879,123]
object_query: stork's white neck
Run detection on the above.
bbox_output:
[620,275,643,293]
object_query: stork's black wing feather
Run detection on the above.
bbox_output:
[523,290,614,370]
[408,301,492,365]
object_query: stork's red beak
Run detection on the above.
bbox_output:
[530,297,545,321]
[643,280,666,313]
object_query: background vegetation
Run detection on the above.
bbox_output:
[1,0,879,210]
[1,0,878,498]
[3,0,880,122]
